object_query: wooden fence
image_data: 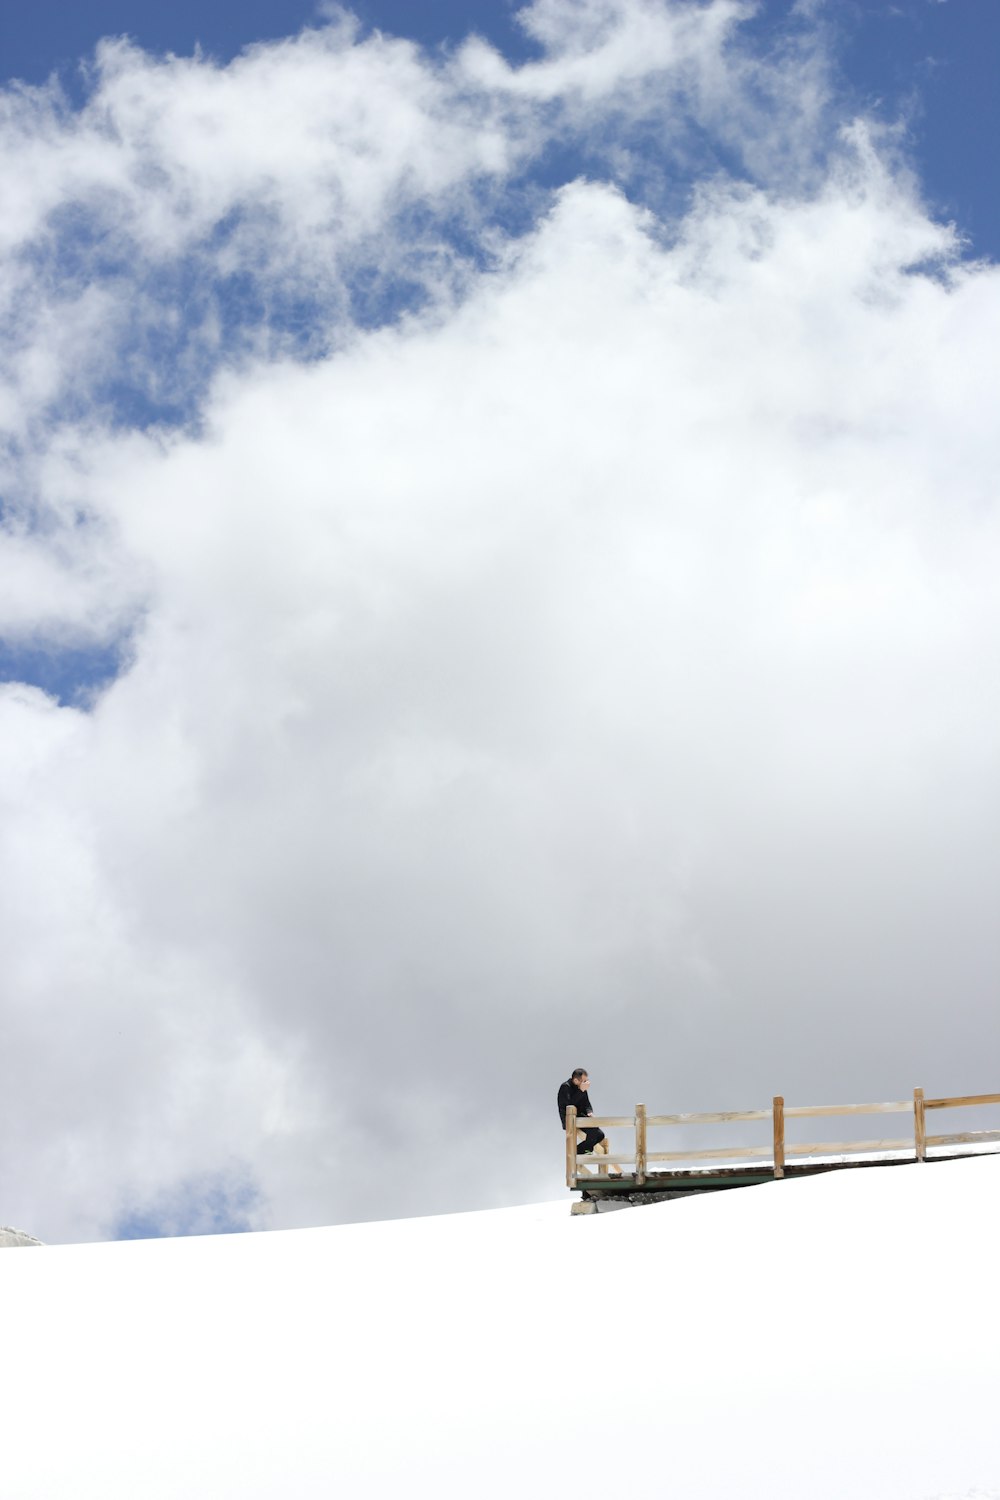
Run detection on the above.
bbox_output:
[564,1089,1000,1189]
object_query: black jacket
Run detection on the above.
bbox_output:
[557,1079,592,1128]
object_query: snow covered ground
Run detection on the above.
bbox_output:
[3,1157,999,1499]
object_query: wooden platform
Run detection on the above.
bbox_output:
[574,1149,997,1207]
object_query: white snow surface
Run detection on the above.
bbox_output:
[3,1158,999,1499]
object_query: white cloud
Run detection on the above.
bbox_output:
[1,2,999,1242]
[464,0,747,100]
[2,0,791,652]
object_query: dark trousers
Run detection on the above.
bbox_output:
[577,1127,606,1155]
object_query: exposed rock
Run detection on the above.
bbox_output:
[0,1226,43,1248]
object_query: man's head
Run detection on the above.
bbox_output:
[571,1068,589,1089]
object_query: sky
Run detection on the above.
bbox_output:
[2,2,999,256]
[3,1157,1000,1497]
[1,0,999,1245]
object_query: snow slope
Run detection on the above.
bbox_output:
[3,1159,999,1499]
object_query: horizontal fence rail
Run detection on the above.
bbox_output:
[564,1089,1000,1189]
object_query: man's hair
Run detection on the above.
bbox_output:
[571,1068,588,1081]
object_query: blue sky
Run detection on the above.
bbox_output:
[3,0,1000,1245]
[114,1168,261,1239]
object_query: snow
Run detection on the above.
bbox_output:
[2,1158,999,1499]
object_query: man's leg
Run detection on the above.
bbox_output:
[576,1128,599,1174]
[577,1127,619,1177]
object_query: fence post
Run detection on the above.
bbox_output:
[914,1087,926,1162]
[566,1105,578,1189]
[773,1096,785,1180]
[635,1103,647,1186]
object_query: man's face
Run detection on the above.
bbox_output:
[576,1073,589,1091]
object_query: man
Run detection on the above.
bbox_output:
[557,1069,619,1175]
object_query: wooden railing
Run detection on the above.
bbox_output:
[564,1089,1000,1190]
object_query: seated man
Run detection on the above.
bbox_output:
[557,1068,620,1175]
